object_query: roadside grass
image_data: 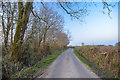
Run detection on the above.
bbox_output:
[73,48,93,70]
[0,57,2,61]
[11,48,68,78]
[73,48,103,78]
[74,47,118,78]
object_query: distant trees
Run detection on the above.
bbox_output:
[0,1,116,79]
[1,1,114,60]
[24,5,69,56]
[37,6,64,45]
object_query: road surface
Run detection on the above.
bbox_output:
[38,48,99,78]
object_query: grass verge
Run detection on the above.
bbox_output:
[73,48,118,78]
[73,48,93,69]
[73,48,101,77]
[11,48,68,78]
[0,57,2,61]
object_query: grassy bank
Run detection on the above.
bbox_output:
[73,48,103,78]
[73,48,92,69]
[11,48,68,78]
[74,46,118,78]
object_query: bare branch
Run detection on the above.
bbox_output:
[58,2,72,16]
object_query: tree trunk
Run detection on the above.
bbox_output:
[2,2,11,56]
[10,2,33,60]
[43,26,48,44]
[11,2,16,46]
[38,37,42,47]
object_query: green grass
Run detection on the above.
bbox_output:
[73,48,96,72]
[11,48,68,78]
[74,48,103,77]
[73,48,118,78]
[0,57,2,61]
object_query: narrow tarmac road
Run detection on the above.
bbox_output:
[39,48,99,78]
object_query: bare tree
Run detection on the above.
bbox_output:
[10,2,33,60]
[38,6,64,44]
[1,2,12,55]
